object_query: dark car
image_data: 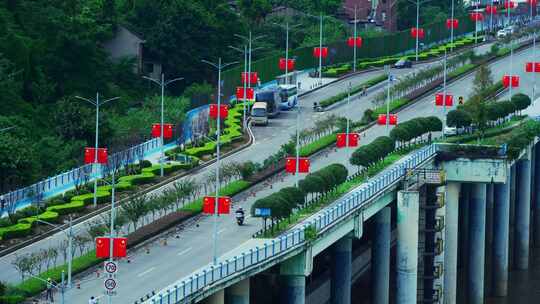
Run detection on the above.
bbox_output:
[394,58,412,69]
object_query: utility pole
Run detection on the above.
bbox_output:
[408,0,434,61]
[343,5,359,72]
[295,95,301,187]
[107,168,116,304]
[75,94,119,208]
[385,65,391,134]
[143,74,184,177]
[346,82,352,147]
[202,58,237,265]
[530,0,537,100]
[318,13,324,85]
[508,2,514,101]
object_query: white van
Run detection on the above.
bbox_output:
[251,102,268,126]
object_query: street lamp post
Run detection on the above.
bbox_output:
[107,168,117,304]
[385,65,392,134]
[408,0,434,61]
[295,95,301,187]
[202,58,237,265]
[508,2,514,101]
[343,5,359,72]
[143,74,184,177]
[530,1,537,100]
[36,216,74,288]
[318,13,324,85]
[273,22,302,84]
[346,82,352,147]
[75,94,119,209]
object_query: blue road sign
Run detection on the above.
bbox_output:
[254,208,271,217]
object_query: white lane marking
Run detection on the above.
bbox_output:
[217,228,226,234]
[177,247,193,256]
[137,267,156,278]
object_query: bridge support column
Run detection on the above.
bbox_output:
[205,289,225,304]
[468,183,486,304]
[458,183,470,271]
[535,144,540,246]
[493,173,510,297]
[372,207,391,304]
[331,236,352,304]
[485,183,494,295]
[443,182,460,304]
[515,158,531,270]
[225,278,250,304]
[396,190,419,304]
[281,275,305,304]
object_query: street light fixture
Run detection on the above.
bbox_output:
[272,21,302,83]
[201,58,238,266]
[407,0,435,61]
[35,216,75,288]
[75,94,120,209]
[143,74,184,177]
[301,12,331,85]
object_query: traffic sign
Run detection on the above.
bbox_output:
[254,208,271,217]
[104,278,117,291]
[104,261,118,274]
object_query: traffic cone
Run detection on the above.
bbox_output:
[146,246,150,254]
[96,270,100,278]
[76,280,81,289]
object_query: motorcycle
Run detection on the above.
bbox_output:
[235,211,245,226]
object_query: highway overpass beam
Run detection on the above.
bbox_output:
[205,289,225,304]
[493,173,511,297]
[443,182,460,304]
[515,158,531,270]
[225,278,250,304]
[372,207,391,304]
[331,236,352,304]
[396,190,420,304]
[468,183,487,304]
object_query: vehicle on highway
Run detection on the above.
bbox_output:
[497,29,508,39]
[255,88,280,118]
[235,208,245,226]
[443,126,457,136]
[251,102,269,125]
[394,58,412,69]
[278,84,298,110]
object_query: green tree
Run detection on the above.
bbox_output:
[447,109,472,128]
[511,93,531,113]
[238,0,272,24]
[472,65,494,96]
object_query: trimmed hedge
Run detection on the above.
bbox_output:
[350,136,395,167]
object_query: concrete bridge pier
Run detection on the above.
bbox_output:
[372,207,391,304]
[468,183,487,304]
[493,173,511,297]
[515,158,531,270]
[205,290,225,304]
[535,144,540,246]
[225,278,250,304]
[396,191,420,304]
[331,236,352,304]
[443,182,460,304]
[280,251,310,304]
[458,183,470,271]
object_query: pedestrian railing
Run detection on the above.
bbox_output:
[147,144,440,304]
[1,138,161,212]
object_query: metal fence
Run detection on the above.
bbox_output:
[148,143,440,303]
[221,14,476,97]
[1,138,161,212]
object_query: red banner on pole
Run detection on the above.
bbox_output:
[151,123,173,139]
[95,237,128,258]
[84,148,108,164]
[435,93,454,106]
[503,75,520,88]
[209,104,229,119]
[236,87,254,100]
[347,37,362,48]
[485,5,497,14]
[446,19,459,29]
[113,237,128,258]
[313,47,328,58]
[525,62,540,73]
[336,133,360,148]
[202,196,232,214]
[504,0,516,9]
[285,157,310,173]
[470,12,484,22]
[241,72,258,85]
[411,28,425,39]
[279,58,295,71]
[377,114,398,126]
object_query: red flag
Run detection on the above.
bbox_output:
[217,197,231,214]
[435,93,453,106]
[486,5,497,14]
[526,62,534,73]
[209,104,229,119]
[313,47,328,58]
[347,37,362,48]
[236,87,254,100]
[502,75,520,88]
[96,237,110,258]
[411,28,425,39]
[389,114,398,125]
[151,124,173,139]
[113,237,128,258]
[337,133,360,148]
[378,114,397,125]
[202,196,231,214]
[511,75,520,87]
[504,1,516,9]
[84,148,108,164]
[279,58,295,71]
[241,72,258,85]
[285,157,310,173]
[470,12,484,22]
[446,19,459,29]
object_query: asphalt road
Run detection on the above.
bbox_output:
[55,42,539,303]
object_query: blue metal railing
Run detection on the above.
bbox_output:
[147,144,439,304]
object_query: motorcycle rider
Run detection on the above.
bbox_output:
[235,207,245,225]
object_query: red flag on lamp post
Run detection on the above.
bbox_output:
[241,72,258,85]
[347,37,362,48]
[470,12,484,22]
[411,28,425,39]
[209,104,229,119]
[236,87,254,100]
[435,93,454,106]
[202,196,232,215]
[279,58,295,71]
[336,133,360,148]
[377,114,398,126]
[113,237,128,258]
[95,237,109,258]
[84,148,108,164]
[502,75,520,88]
[151,123,174,139]
[313,47,328,58]
[446,19,459,29]
[525,62,540,73]
[285,157,310,173]
[504,1,516,9]
[485,5,497,14]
